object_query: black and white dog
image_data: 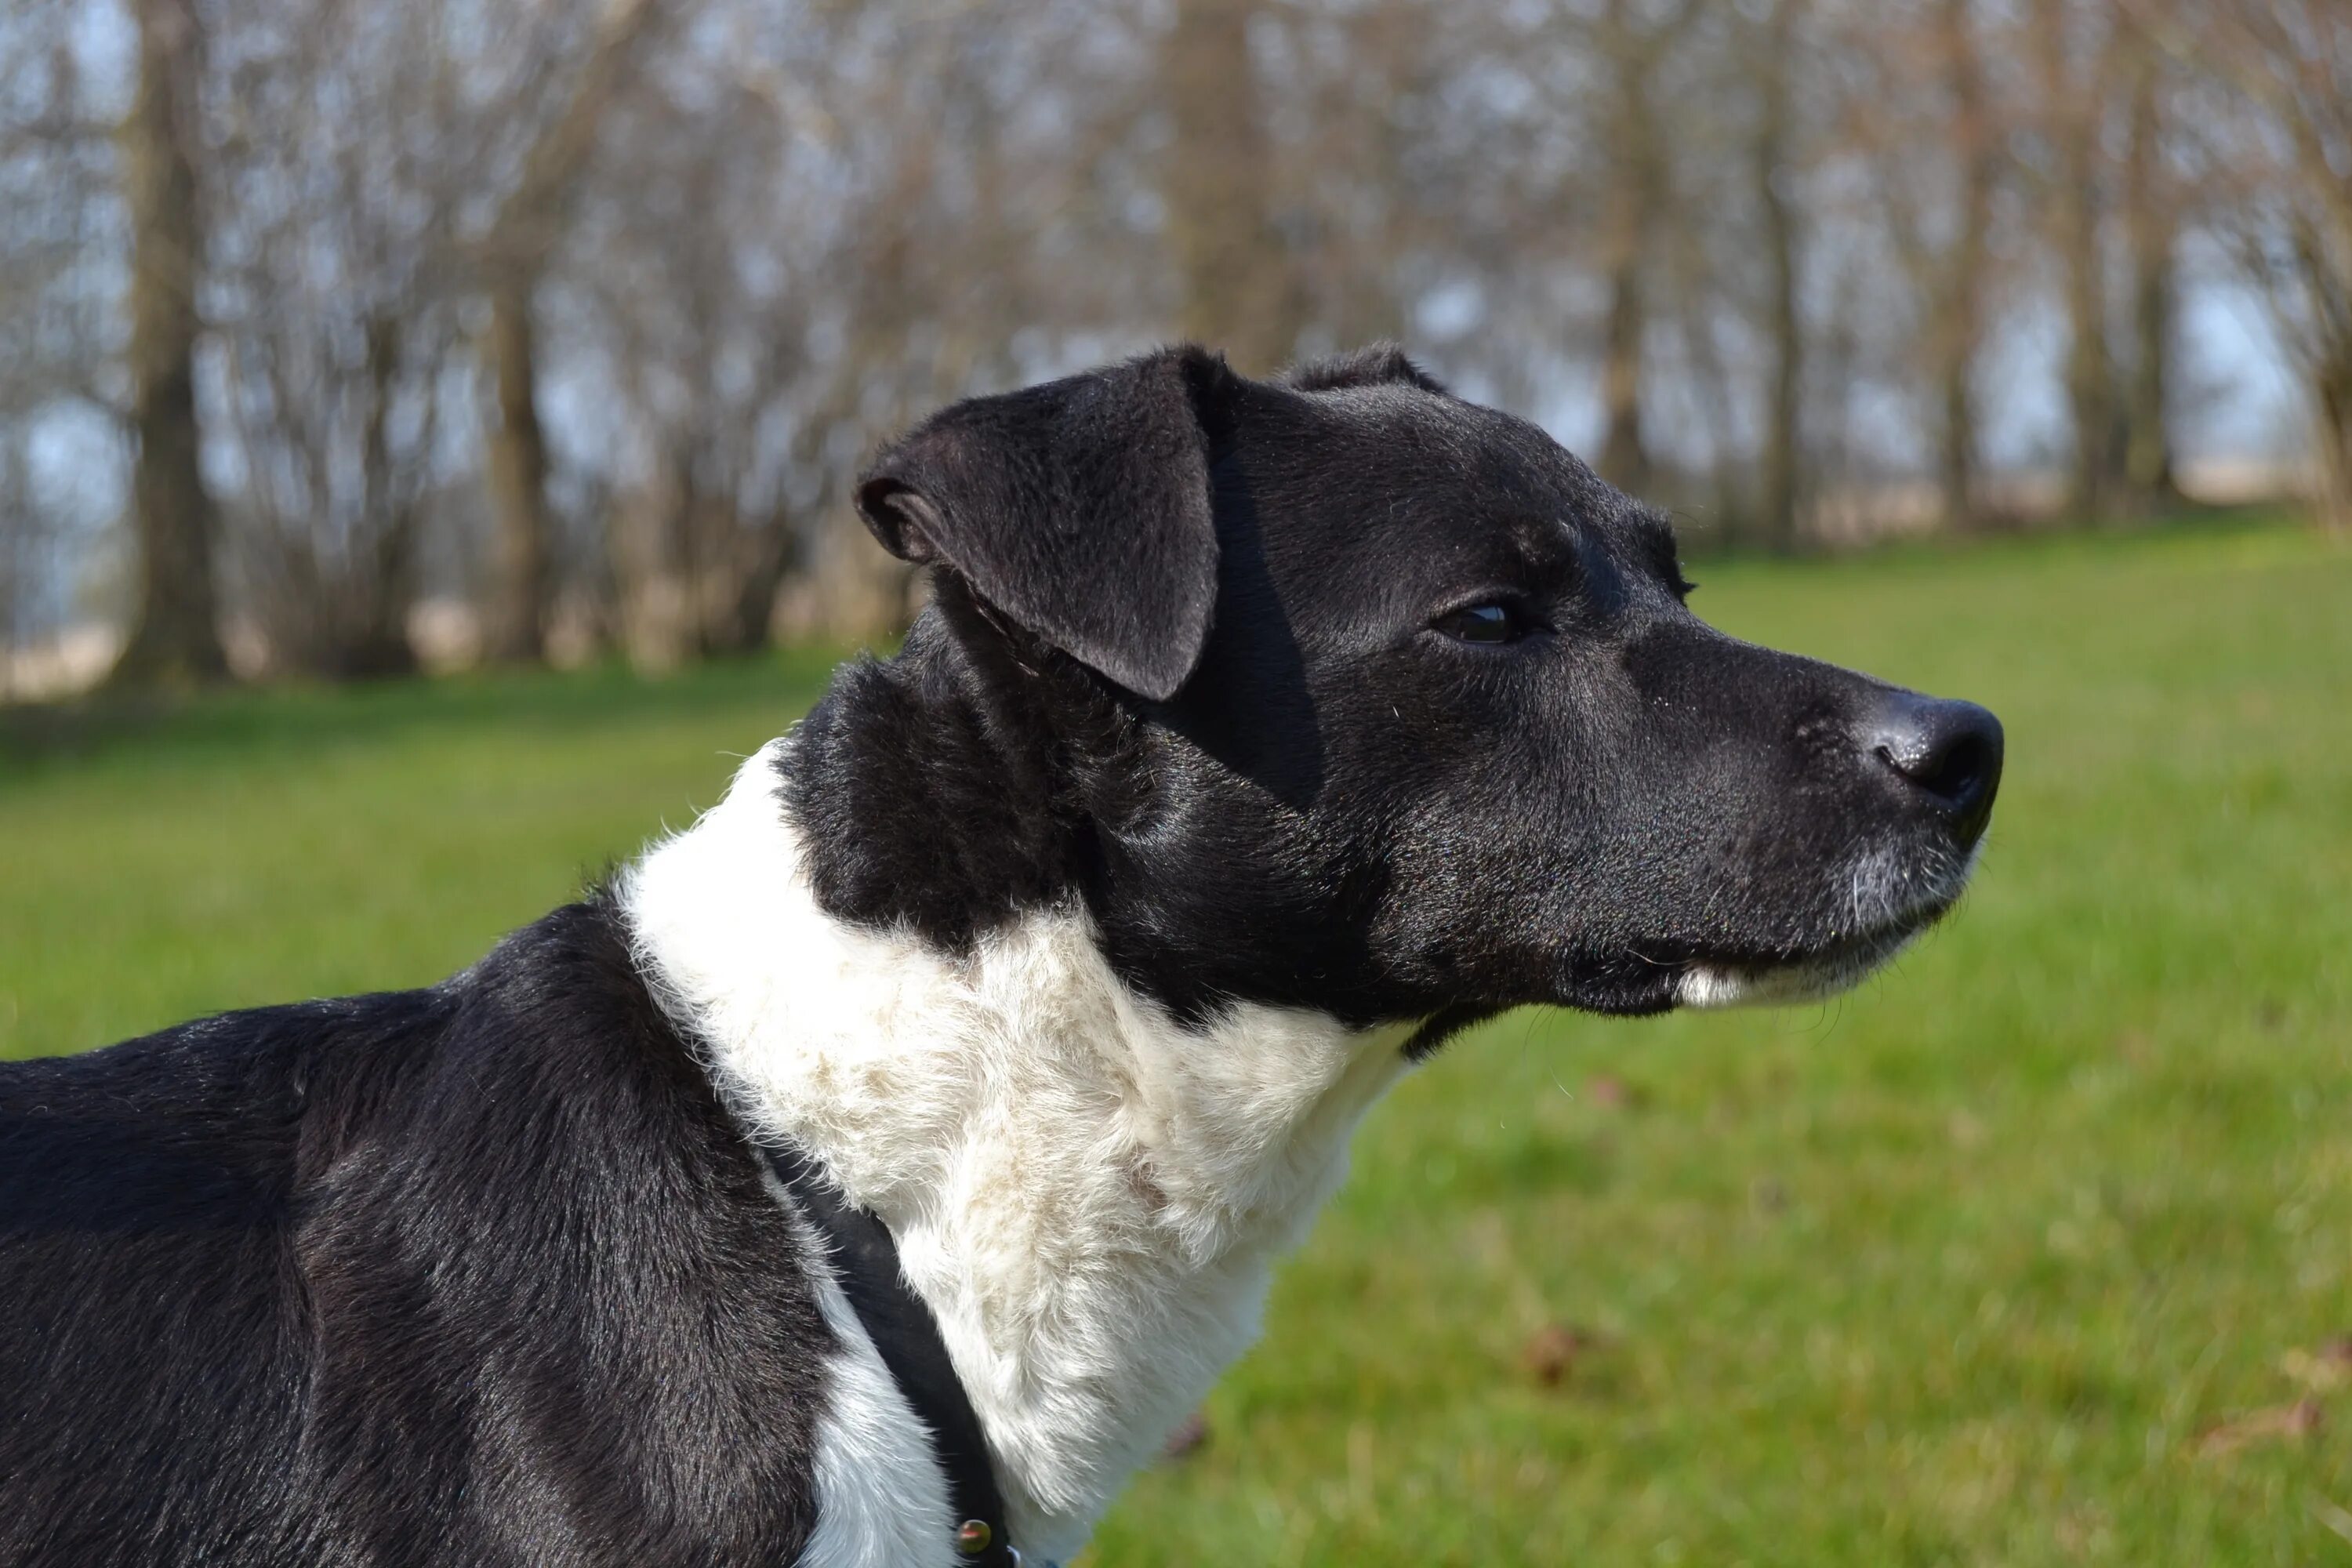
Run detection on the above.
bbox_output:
[0,345,2002,1566]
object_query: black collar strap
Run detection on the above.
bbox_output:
[764,1142,1020,1568]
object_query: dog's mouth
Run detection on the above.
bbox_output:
[1667,916,1936,1009]
[1677,836,1986,1011]
[1565,842,1980,1018]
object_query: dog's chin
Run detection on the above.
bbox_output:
[1553,898,1958,1019]
[1653,839,1981,1014]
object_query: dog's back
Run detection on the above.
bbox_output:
[0,898,831,1566]
[4,989,353,1562]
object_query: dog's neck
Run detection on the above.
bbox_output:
[622,738,1413,1560]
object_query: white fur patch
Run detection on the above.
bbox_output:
[1675,964,1765,1008]
[622,742,1414,1564]
[1675,955,1878,1008]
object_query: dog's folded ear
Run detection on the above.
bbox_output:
[855,346,1227,702]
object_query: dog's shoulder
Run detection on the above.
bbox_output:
[0,898,837,1566]
[0,981,444,1276]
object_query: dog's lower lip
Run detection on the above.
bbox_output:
[1552,910,1943,1018]
[1661,898,1955,985]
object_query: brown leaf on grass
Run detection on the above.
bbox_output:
[1159,1410,1210,1461]
[1522,1323,1590,1388]
[2195,1399,2322,1458]
[1584,1076,1639,1110]
[2281,1338,2352,1395]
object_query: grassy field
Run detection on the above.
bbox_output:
[4,515,2349,1565]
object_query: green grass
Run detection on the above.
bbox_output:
[5,515,2350,1565]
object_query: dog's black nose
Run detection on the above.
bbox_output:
[1864,694,2004,844]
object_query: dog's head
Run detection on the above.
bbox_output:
[848,344,2001,1043]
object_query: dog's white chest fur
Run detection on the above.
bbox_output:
[622,742,1414,1563]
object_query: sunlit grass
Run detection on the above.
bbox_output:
[4,515,2347,1564]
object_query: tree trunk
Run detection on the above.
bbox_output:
[344,311,419,679]
[0,442,27,681]
[1162,0,1301,373]
[2119,52,2178,510]
[1754,0,1804,549]
[111,0,227,689]
[2039,0,2116,524]
[475,0,666,666]
[711,519,798,657]
[1597,249,1652,496]
[2060,216,2114,523]
[1596,15,1659,496]
[1936,0,1992,529]
[481,271,551,664]
[2318,359,2352,535]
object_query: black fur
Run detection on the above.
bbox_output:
[1,341,2002,1559]
[0,898,829,1566]
[790,342,2002,1036]
[1281,341,1450,396]
[856,349,1226,702]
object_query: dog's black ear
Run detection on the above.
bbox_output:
[855,347,1229,702]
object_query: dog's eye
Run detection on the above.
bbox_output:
[1433,603,1524,644]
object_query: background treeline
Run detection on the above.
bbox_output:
[0,0,2345,692]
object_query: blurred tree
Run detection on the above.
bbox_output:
[1591,0,1697,496]
[2033,0,2121,523]
[6,0,2345,698]
[1160,0,1302,374]
[0,7,115,677]
[204,0,472,678]
[1752,0,1806,549]
[477,0,669,665]
[578,34,816,666]
[1861,0,2010,531]
[2148,0,2352,531]
[111,0,226,688]
[2115,41,2180,510]
[1929,0,1994,529]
